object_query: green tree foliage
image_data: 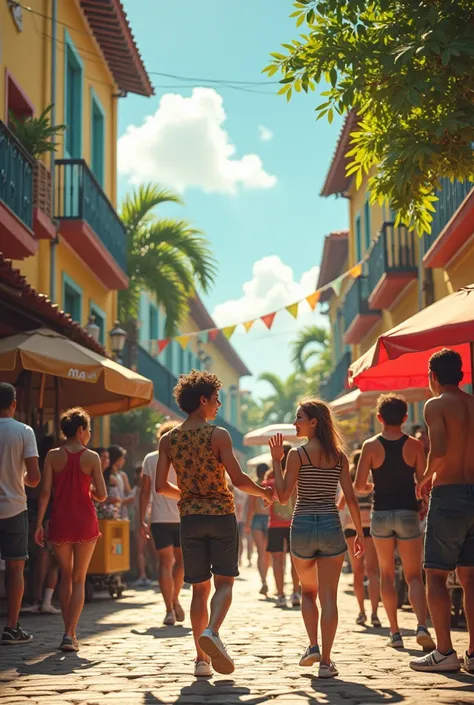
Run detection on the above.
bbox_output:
[119,184,217,336]
[258,371,305,423]
[264,0,474,235]
[291,324,329,372]
[9,105,65,158]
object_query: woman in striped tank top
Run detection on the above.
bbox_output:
[269,399,365,679]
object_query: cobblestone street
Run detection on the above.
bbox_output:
[1,567,473,704]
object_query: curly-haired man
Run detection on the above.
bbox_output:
[155,370,273,677]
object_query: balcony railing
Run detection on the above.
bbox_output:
[368,222,417,294]
[320,350,351,402]
[0,119,34,229]
[343,276,372,332]
[135,345,246,453]
[55,159,127,271]
[424,178,473,252]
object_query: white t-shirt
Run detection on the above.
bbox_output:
[0,418,38,519]
[142,451,180,524]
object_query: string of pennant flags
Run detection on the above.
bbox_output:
[147,259,365,357]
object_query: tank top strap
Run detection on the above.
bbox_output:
[300,446,312,466]
[334,452,343,470]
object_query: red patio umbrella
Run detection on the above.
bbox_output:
[349,286,474,392]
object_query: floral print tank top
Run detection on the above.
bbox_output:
[168,425,235,516]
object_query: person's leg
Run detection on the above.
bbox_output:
[157,545,175,614]
[173,547,185,615]
[272,552,285,596]
[425,569,452,653]
[34,547,49,603]
[136,532,147,581]
[252,529,269,585]
[191,580,212,662]
[457,566,474,655]
[346,536,366,616]
[208,575,234,635]
[290,555,300,595]
[292,556,319,646]
[5,560,26,628]
[67,541,97,639]
[42,554,59,610]
[317,554,345,666]
[365,538,380,617]
[53,544,74,633]
[373,537,399,634]
[247,531,254,566]
[398,537,428,627]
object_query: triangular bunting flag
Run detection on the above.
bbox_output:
[285,302,299,319]
[332,275,344,296]
[261,312,277,330]
[222,325,236,340]
[176,335,190,350]
[208,329,219,341]
[158,339,170,354]
[243,320,255,333]
[306,291,320,310]
[349,262,363,278]
[197,331,209,344]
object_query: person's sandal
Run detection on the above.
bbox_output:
[371,614,382,628]
[356,613,367,626]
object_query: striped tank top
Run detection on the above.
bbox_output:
[293,446,343,518]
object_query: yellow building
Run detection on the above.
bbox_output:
[321,113,474,424]
[0,0,153,442]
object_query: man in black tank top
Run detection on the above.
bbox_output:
[356,394,435,653]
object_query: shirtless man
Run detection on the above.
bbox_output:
[410,348,474,673]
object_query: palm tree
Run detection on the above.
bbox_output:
[258,371,304,423]
[290,325,332,395]
[119,184,217,337]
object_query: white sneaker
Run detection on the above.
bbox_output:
[409,649,461,672]
[416,626,436,652]
[21,603,41,613]
[276,595,287,609]
[319,661,338,678]
[198,628,235,675]
[40,604,61,615]
[463,652,474,673]
[387,632,404,649]
[194,660,212,677]
[299,645,321,667]
[163,611,176,626]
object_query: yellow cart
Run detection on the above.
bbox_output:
[86,520,130,601]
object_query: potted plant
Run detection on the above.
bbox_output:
[9,105,65,221]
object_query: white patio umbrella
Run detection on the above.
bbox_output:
[244,423,298,447]
[247,451,272,468]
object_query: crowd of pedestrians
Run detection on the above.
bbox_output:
[0,347,473,680]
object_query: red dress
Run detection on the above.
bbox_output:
[48,449,100,545]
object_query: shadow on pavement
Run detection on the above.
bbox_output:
[16,652,98,676]
[131,625,192,639]
[146,679,269,704]
[302,676,405,703]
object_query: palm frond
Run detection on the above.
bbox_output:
[120,184,183,235]
[290,325,329,372]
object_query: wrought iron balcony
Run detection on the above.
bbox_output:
[367,222,418,310]
[320,351,352,402]
[343,276,381,345]
[0,119,36,259]
[135,345,246,453]
[423,178,474,268]
[55,159,128,289]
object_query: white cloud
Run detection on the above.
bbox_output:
[212,255,323,331]
[118,88,277,194]
[258,125,274,142]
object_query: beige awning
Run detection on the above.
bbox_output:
[330,387,431,416]
[0,328,153,415]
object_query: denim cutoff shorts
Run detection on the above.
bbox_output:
[251,514,269,534]
[424,484,474,571]
[371,509,421,541]
[290,513,347,560]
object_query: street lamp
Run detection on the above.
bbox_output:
[108,321,127,363]
[85,314,100,342]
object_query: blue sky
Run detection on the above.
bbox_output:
[119,0,348,397]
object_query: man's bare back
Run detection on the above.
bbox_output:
[424,390,474,486]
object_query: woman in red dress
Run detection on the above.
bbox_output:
[35,408,106,652]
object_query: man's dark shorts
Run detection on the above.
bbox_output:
[151,522,181,551]
[266,526,291,553]
[424,484,474,571]
[0,510,29,561]
[180,514,239,584]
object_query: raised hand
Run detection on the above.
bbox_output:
[269,433,285,462]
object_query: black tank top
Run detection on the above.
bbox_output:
[372,435,419,512]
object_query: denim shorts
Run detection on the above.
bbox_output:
[251,514,269,534]
[424,485,474,571]
[371,509,421,540]
[290,514,347,560]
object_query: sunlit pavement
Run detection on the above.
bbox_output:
[1,566,473,704]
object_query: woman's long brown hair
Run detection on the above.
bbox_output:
[299,398,345,462]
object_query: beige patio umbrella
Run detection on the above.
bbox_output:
[0,329,153,416]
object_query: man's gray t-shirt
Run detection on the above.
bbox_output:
[0,418,38,519]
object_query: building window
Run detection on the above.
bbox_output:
[91,89,105,186]
[149,304,159,342]
[64,30,83,158]
[355,213,362,262]
[90,302,106,344]
[364,197,371,251]
[62,274,82,324]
